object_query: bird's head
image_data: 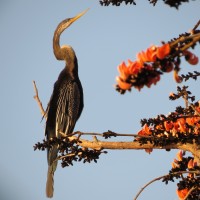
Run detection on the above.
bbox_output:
[59,8,89,32]
[53,9,89,61]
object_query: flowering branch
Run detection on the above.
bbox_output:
[33,81,200,165]
[67,135,200,158]
[33,68,200,199]
[115,21,200,94]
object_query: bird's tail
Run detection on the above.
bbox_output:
[46,165,55,198]
[46,146,58,198]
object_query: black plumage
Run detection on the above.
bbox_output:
[45,57,83,163]
[45,9,88,198]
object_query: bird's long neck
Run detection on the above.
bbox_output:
[53,19,78,77]
[53,9,88,61]
[53,24,65,61]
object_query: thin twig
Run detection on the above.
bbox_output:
[183,99,200,116]
[183,92,189,108]
[183,186,197,200]
[54,152,82,162]
[192,20,200,31]
[59,131,67,137]
[180,34,200,52]
[134,171,199,200]
[170,32,200,48]
[60,131,151,138]
[33,81,46,119]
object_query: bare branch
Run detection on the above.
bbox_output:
[192,20,200,32]
[134,171,200,200]
[64,130,150,138]
[33,80,46,119]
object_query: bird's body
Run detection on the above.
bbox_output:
[45,9,88,198]
[45,57,83,198]
[45,54,83,141]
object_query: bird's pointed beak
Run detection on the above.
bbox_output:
[69,8,89,24]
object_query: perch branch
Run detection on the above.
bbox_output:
[33,81,200,163]
[60,130,151,138]
[68,135,200,155]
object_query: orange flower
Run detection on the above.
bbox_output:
[194,126,200,135]
[116,76,132,90]
[172,159,179,168]
[156,43,171,59]
[117,62,131,81]
[146,45,157,62]
[137,124,152,136]
[186,117,195,126]
[127,60,143,75]
[177,118,187,133]
[177,188,189,200]
[137,51,148,65]
[143,124,152,135]
[186,116,200,126]
[172,162,177,169]
[188,159,197,169]
[164,121,174,131]
[188,159,194,169]
[137,129,145,136]
[176,150,183,161]
[137,45,157,64]
[184,50,199,65]
[137,124,153,154]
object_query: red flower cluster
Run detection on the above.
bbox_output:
[137,124,153,154]
[172,151,198,200]
[137,104,200,154]
[176,188,189,200]
[116,44,171,91]
[137,44,170,64]
[137,124,152,136]
[138,112,200,138]
[116,43,199,93]
[172,151,197,169]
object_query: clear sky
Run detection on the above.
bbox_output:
[1,1,200,200]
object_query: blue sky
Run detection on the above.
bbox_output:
[1,1,200,200]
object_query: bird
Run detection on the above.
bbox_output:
[45,9,88,198]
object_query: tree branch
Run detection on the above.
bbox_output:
[33,81,200,164]
[33,81,46,119]
[68,135,199,154]
[134,171,200,200]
